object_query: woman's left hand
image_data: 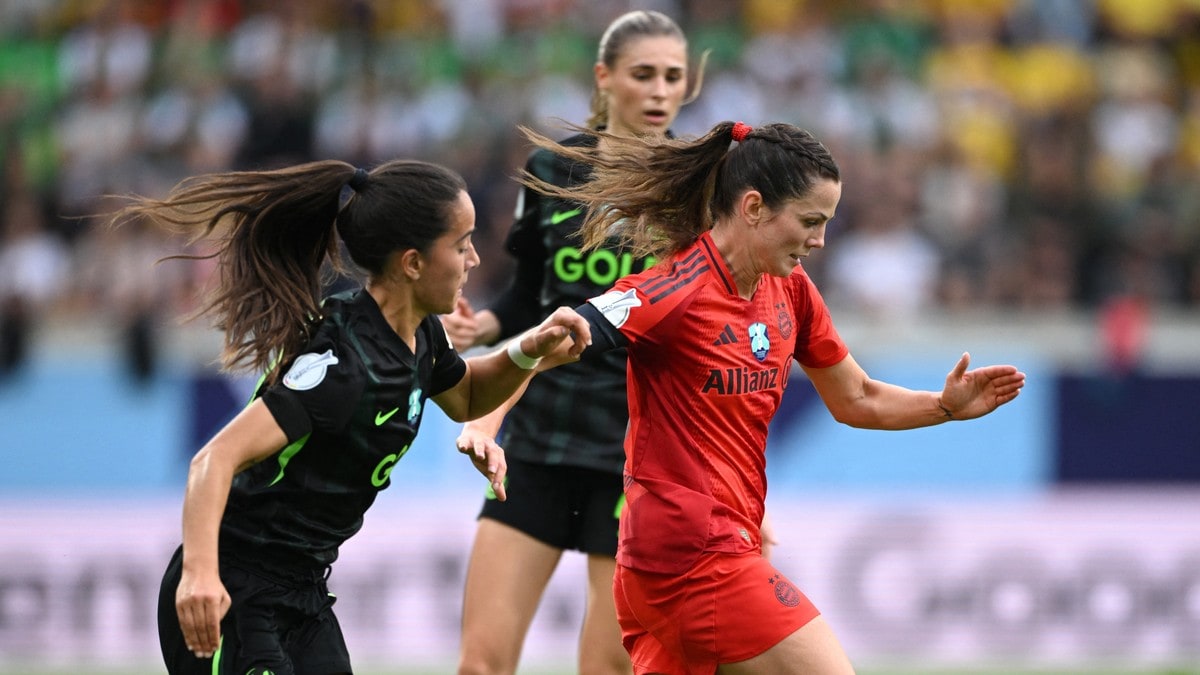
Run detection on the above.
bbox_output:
[939,352,1026,420]
[456,425,507,501]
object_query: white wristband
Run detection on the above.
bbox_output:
[506,339,542,370]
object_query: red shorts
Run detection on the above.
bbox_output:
[613,550,820,674]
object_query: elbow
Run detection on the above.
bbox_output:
[187,445,213,474]
[832,411,871,429]
[828,403,876,429]
[437,398,472,424]
[444,409,471,424]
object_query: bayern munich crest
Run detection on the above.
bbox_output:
[772,575,802,607]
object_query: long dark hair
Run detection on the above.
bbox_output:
[517,121,840,259]
[110,160,466,379]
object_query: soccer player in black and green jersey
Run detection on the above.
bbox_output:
[112,159,591,674]
[442,11,704,675]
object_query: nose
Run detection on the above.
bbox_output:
[808,226,826,250]
[466,242,480,269]
[650,76,668,100]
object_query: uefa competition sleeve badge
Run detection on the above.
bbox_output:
[282,350,340,390]
[588,289,642,328]
[748,323,770,361]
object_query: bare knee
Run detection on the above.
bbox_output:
[458,648,517,675]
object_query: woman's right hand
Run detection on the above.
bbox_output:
[456,424,508,501]
[176,566,231,659]
[519,306,593,368]
[441,296,480,352]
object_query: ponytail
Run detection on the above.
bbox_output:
[111,159,466,379]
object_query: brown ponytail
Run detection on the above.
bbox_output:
[110,159,466,379]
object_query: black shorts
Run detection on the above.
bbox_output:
[158,545,352,675]
[479,456,625,556]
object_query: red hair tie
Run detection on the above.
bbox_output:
[731,121,753,142]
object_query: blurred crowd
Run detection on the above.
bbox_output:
[1,0,1199,376]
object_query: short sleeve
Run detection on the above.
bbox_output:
[790,270,848,368]
[425,316,468,396]
[261,338,366,442]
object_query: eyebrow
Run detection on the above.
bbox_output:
[629,64,685,72]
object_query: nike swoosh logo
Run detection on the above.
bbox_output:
[549,208,582,225]
[375,408,400,425]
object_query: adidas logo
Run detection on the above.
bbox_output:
[712,324,738,345]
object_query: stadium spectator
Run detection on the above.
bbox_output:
[0,193,68,375]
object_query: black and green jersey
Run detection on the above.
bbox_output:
[218,289,466,572]
[489,132,658,474]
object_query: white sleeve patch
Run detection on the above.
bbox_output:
[282,350,339,391]
[587,289,641,329]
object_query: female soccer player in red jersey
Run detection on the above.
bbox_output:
[504,120,1026,674]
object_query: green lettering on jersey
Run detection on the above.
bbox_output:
[371,443,412,488]
[552,246,656,286]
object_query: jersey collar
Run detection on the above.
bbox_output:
[696,231,740,297]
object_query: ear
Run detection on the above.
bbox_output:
[398,248,423,281]
[594,62,609,91]
[739,190,765,227]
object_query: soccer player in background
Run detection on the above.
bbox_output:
[511,120,1026,674]
[111,159,591,674]
[443,10,706,675]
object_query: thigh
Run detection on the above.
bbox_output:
[718,616,854,675]
[579,555,632,675]
[584,555,619,626]
[459,518,563,664]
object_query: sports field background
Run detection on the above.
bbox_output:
[3,1,1200,674]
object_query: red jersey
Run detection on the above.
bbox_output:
[585,232,848,574]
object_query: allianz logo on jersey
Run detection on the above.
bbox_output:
[702,365,781,395]
[704,322,778,395]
